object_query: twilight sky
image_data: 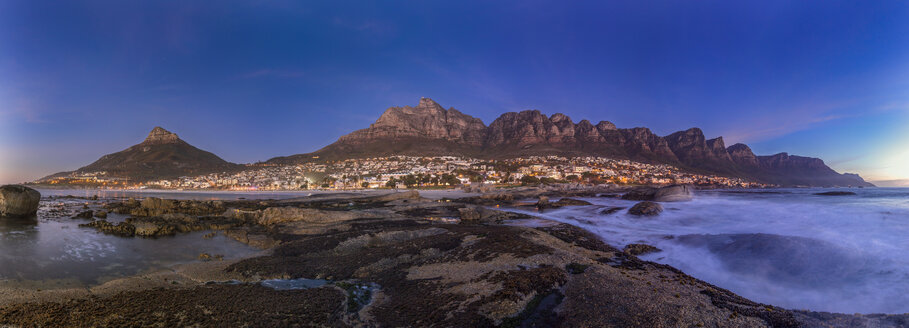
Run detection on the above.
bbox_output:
[2,1,909,185]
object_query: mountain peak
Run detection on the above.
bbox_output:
[144,126,180,144]
[417,97,442,110]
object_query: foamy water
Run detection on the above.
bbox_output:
[509,188,909,314]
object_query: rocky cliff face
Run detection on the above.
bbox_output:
[143,126,181,145]
[268,98,873,187]
[43,127,242,182]
[338,98,487,146]
[486,110,579,148]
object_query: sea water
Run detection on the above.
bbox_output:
[0,190,272,288]
[509,188,909,314]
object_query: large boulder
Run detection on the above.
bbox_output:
[0,185,41,217]
[653,184,694,202]
[622,185,694,202]
[628,201,663,216]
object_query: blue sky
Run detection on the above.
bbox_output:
[2,1,909,185]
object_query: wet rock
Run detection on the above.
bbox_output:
[79,220,136,237]
[94,210,108,219]
[553,198,592,206]
[622,185,693,202]
[536,196,554,210]
[628,201,663,216]
[623,243,662,256]
[653,184,694,202]
[599,206,626,215]
[814,191,856,196]
[0,185,41,218]
[132,221,176,237]
[73,210,94,219]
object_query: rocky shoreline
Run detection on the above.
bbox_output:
[1,187,907,327]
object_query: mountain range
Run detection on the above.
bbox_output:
[268,98,872,187]
[41,98,872,187]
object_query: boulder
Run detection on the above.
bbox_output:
[0,185,41,217]
[653,184,694,202]
[554,198,593,206]
[622,185,693,202]
[623,243,662,256]
[628,201,663,216]
[599,206,626,215]
[94,211,108,219]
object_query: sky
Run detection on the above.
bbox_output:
[2,1,909,185]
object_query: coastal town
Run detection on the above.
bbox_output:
[40,156,771,190]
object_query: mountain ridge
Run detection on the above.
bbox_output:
[268,98,873,187]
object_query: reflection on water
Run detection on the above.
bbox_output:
[508,188,909,314]
[0,190,265,289]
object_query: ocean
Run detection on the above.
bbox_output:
[509,188,909,314]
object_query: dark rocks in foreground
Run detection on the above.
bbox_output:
[0,284,346,327]
[629,201,663,216]
[0,189,885,327]
[0,185,40,218]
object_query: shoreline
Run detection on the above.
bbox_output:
[2,188,906,326]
